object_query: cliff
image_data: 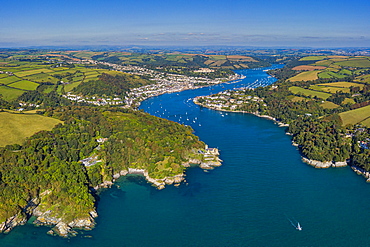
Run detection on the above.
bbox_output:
[302,157,348,168]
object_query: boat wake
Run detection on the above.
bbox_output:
[286,215,302,231]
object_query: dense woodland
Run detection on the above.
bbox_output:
[0,106,204,224]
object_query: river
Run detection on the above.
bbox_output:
[2,65,370,246]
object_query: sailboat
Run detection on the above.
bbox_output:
[286,215,302,231]
[296,222,302,231]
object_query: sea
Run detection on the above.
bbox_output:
[2,65,370,246]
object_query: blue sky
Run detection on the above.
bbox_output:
[1,0,369,48]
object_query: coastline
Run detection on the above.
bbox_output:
[0,146,222,238]
[0,72,234,238]
[193,99,288,127]
[193,99,370,181]
[95,146,222,191]
[132,73,243,108]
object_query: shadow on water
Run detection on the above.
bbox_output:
[108,186,126,199]
[124,174,148,186]
[178,182,202,197]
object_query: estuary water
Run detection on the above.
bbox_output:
[3,65,370,246]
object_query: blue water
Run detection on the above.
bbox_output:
[3,65,370,246]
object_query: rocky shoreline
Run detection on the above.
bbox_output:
[302,157,348,168]
[193,100,289,128]
[351,165,370,183]
[95,147,222,191]
[195,101,370,183]
[0,145,223,238]
[0,193,98,238]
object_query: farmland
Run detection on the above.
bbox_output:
[317,81,364,89]
[0,60,127,102]
[286,56,370,110]
[288,86,331,99]
[288,70,321,81]
[320,101,339,109]
[355,74,370,84]
[292,65,327,71]
[309,85,350,93]
[339,105,370,127]
[67,51,266,70]
[0,111,63,146]
[290,56,370,81]
[360,117,370,127]
[0,86,25,101]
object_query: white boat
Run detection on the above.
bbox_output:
[296,222,302,231]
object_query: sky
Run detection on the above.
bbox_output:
[1,0,369,48]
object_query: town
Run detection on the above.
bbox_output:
[62,59,242,107]
[193,89,265,113]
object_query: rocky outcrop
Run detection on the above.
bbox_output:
[0,195,97,238]
[34,208,98,238]
[7,146,222,237]
[0,213,27,234]
[200,160,222,169]
[333,161,348,167]
[0,197,40,234]
[351,165,370,183]
[93,146,223,190]
[143,171,185,190]
[302,157,347,168]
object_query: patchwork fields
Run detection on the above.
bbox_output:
[288,56,370,81]
[0,61,126,101]
[287,56,370,115]
[67,51,263,70]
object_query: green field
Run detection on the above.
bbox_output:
[320,101,339,109]
[343,98,356,105]
[288,70,321,82]
[314,60,333,66]
[9,80,39,90]
[300,56,327,61]
[0,86,25,101]
[309,85,350,93]
[63,82,83,92]
[0,111,63,146]
[317,81,364,89]
[14,68,52,77]
[0,76,21,85]
[289,86,331,100]
[290,96,307,102]
[339,105,370,126]
[334,58,370,68]
[355,74,370,84]
[360,118,370,128]
[318,68,353,79]
[24,73,59,84]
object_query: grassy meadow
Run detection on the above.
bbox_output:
[288,70,321,81]
[317,81,364,89]
[289,86,331,100]
[0,111,63,146]
[320,101,339,109]
[339,105,370,127]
